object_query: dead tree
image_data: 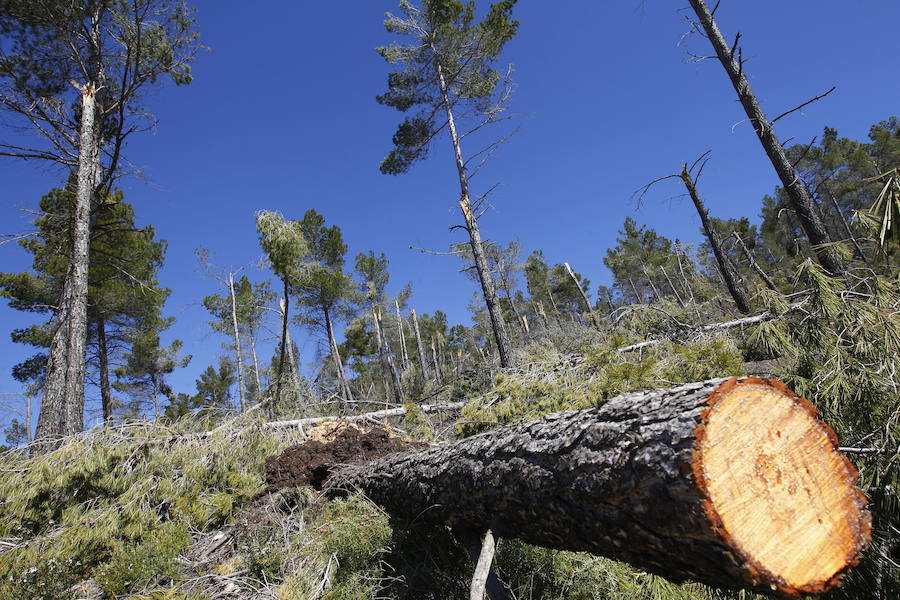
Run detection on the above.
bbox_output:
[411,309,430,377]
[325,377,869,597]
[685,0,844,277]
[636,160,752,314]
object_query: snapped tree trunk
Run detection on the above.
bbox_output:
[34,84,99,450]
[326,377,870,597]
[431,336,442,384]
[395,300,410,372]
[680,165,752,314]
[687,0,844,277]
[436,62,512,368]
[564,262,598,327]
[228,272,246,412]
[97,316,113,422]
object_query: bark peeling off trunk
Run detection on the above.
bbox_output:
[325,377,870,598]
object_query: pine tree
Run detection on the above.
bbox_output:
[293,210,356,403]
[0,184,168,423]
[376,0,519,367]
[0,0,199,449]
[255,211,310,414]
[112,311,190,421]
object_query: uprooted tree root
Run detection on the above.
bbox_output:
[264,423,428,492]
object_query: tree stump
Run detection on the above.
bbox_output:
[323,377,869,597]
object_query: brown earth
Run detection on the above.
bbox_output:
[264,423,428,492]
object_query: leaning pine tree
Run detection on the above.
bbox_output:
[376,0,518,368]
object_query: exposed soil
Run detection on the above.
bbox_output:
[264,423,428,492]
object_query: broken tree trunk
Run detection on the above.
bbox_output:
[326,377,869,597]
[687,0,844,278]
[680,164,752,314]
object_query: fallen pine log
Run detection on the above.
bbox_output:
[323,377,870,598]
[617,310,783,353]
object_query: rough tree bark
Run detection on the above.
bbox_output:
[326,377,869,598]
[686,0,844,277]
[680,165,752,314]
[34,84,99,449]
[435,61,512,368]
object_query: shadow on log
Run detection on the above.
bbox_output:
[295,377,869,598]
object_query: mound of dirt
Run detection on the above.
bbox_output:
[265,424,428,492]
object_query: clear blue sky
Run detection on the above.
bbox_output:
[1,1,898,429]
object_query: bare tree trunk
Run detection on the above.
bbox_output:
[394,300,410,372]
[628,277,644,305]
[687,0,844,277]
[547,288,560,314]
[152,373,160,421]
[97,317,113,422]
[660,265,686,307]
[374,308,403,404]
[34,84,99,450]
[435,62,512,368]
[680,165,752,314]
[732,232,778,292]
[324,307,351,403]
[675,244,696,304]
[228,272,246,412]
[643,266,662,302]
[564,262,598,327]
[325,377,870,597]
[249,328,263,403]
[431,337,442,384]
[284,322,303,399]
[824,184,869,265]
[535,301,550,329]
[25,394,32,444]
[411,309,429,377]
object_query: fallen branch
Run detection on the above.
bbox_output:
[261,401,467,431]
[618,307,793,353]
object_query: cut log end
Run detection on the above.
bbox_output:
[693,377,871,597]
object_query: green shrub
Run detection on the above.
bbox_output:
[95,521,190,596]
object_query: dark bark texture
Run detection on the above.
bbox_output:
[325,378,866,596]
[680,166,752,313]
[687,0,844,277]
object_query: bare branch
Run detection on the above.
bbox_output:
[770,86,836,125]
[409,245,464,256]
[632,173,681,208]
